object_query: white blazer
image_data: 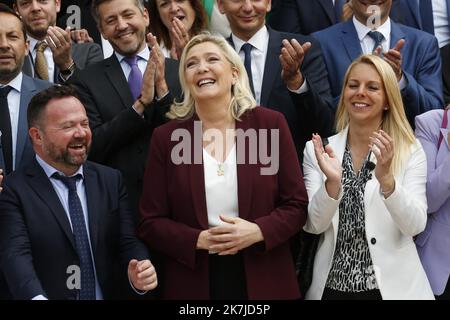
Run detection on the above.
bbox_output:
[303,127,434,300]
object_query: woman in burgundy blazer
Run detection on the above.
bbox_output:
[138,33,308,299]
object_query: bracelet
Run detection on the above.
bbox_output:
[137,95,151,108]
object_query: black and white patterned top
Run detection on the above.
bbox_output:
[325,146,378,292]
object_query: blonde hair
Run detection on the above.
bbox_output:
[335,54,416,175]
[167,32,256,120]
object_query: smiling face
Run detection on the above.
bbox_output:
[97,0,149,56]
[14,0,60,40]
[218,0,271,41]
[32,96,92,175]
[351,0,392,27]
[183,41,237,104]
[156,0,196,35]
[343,62,387,126]
[0,12,29,84]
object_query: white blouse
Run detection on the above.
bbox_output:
[203,144,239,227]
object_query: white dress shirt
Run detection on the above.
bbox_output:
[431,0,450,47]
[1,72,23,171]
[29,36,56,83]
[353,17,407,89]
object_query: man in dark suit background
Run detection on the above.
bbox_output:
[0,4,52,299]
[268,0,347,35]
[13,0,103,83]
[0,85,157,300]
[443,43,450,106]
[0,4,51,176]
[217,0,334,159]
[313,0,443,127]
[70,0,181,219]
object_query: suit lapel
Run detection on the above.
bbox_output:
[104,55,134,108]
[187,118,209,229]
[390,22,406,50]
[406,0,423,29]
[22,55,35,78]
[341,21,363,62]
[27,160,76,249]
[235,114,253,220]
[317,0,337,24]
[83,163,100,253]
[16,76,35,169]
[330,127,348,239]
[260,27,281,107]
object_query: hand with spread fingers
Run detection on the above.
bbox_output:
[280,39,311,91]
[46,26,74,71]
[128,259,158,292]
[170,17,190,60]
[369,130,395,196]
[70,29,94,43]
[207,216,264,256]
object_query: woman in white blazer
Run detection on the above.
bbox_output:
[303,55,434,300]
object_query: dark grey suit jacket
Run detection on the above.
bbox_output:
[22,41,103,83]
[69,53,181,218]
[230,27,334,159]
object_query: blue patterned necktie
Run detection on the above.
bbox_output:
[123,56,143,101]
[367,31,385,53]
[0,86,13,174]
[241,43,255,96]
[52,173,96,300]
[419,0,435,34]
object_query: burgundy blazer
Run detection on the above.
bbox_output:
[138,107,308,299]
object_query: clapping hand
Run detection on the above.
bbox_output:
[170,17,190,60]
[280,39,311,90]
[312,133,342,199]
[369,130,395,195]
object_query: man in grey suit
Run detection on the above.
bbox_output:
[14,0,103,83]
[0,3,51,298]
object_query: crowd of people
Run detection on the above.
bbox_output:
[0,0,449,300]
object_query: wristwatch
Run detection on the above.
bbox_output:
[60,61,76,76]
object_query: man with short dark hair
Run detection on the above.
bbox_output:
[0,85,157,300]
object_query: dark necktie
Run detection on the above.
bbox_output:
[123,56,142,101]
[52,173,96,300]
[0,86,13,175]
[419,0,435,34]
[367,31,385,53]
[241,43,255,96]
[334,0,346,22]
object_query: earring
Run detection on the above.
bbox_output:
[384,106,389,110]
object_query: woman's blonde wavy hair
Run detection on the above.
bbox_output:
[335,54,416,175]
[167,32,256,121]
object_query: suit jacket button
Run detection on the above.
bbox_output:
[370,237,376,245]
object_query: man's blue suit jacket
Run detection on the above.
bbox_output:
[312,20,444,127]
